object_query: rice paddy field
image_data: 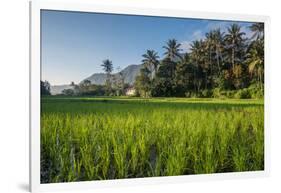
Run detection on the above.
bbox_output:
[40,96,264,183]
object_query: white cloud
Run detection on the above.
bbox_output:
[180,30,204,53]
[179,40,191,53]
[192,30,204,40]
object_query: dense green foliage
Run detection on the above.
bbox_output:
[73,81,130,97]
[135,23,264,98]
[41,80,51,95]
[41,97,264,183]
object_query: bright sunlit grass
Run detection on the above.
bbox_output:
[41,96,264,183]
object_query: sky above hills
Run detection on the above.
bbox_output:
[41,10,254,85]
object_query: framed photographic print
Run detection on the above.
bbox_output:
[30,0,270,192]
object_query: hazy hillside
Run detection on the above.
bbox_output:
[50,85,75,95]
[83,64,143,85]
[50,64,143,95]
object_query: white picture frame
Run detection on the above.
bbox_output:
[30,0,270,192]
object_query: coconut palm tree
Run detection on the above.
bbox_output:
[213,29,225,75]
[205,31,215,59]
[224,24,246,70]
[101,59,113,75]
[163,39,182,60]
[135,66,152,97]
[249,23,264,41]
[142,49,160,78]
[246,42,264,90]
[190,40,205,92]
[205,30,216,76]
[190,40,201,67]
[101,59,113,94]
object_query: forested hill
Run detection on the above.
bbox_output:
[82,64,143,85]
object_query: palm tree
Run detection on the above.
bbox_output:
[212,29,225,75]
[101,59,113,93]
[190,40,201,67]
[190,40,204,92]
[246,42,264,90]
[135,66,152,97]
[224,24,245,70]
[249,23,264,41]
[101,59,113,75]
[142,49,160,78]
[163,39,182,60]
[205,30,216,76]
[205,31,215,59]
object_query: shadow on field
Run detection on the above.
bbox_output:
[42,96,263,110]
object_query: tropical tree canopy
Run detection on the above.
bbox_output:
[101,59,113,75]
[142,49,160,77]
[163,39,182,60]
[135,22,264,98]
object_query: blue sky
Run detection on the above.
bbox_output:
[41,10,254,85]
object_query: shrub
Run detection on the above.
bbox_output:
[62,89,75,96]
[201,89,213,98]
[212,88,221,98]
[234,89,251,99]
[212,89,234,99]
[252,89,264,99]
[248,84,264,99]
[225,90,235,98]
[185,91,192,98]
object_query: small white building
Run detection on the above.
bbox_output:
[125,87,136,96]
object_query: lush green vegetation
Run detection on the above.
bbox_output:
[135,23,264,98]
[41,80,51,95]
[41,97,264,183]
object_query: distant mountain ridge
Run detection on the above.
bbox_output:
[82,64,143,85]
[50,64,143,95]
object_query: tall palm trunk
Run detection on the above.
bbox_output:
[209,47,212,67]
[232,40,235,70]
[258,68,263,92]
[216,47,221,76]
[209,47,213,88]
[194,59,198,92]
[150,66,154,80]
[205,72,208,90]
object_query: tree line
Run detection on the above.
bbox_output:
[135,23,264,99]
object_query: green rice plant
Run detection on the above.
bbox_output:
[40,97,264,183]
